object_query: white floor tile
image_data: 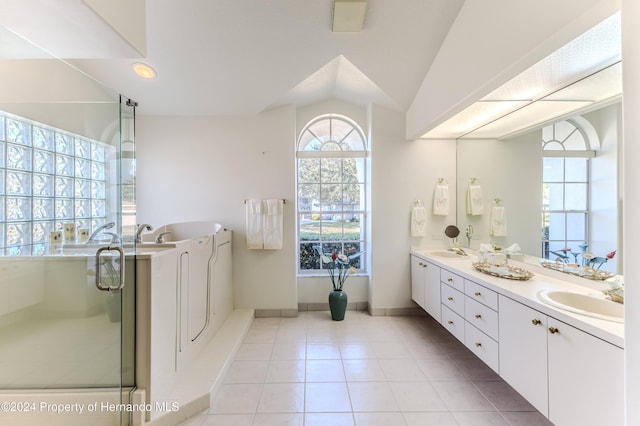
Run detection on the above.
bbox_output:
[200,312,550,425]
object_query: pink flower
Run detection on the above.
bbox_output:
[606,250,617,259]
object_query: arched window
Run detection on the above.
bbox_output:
[296,114,367,273]
[542,119,594,260]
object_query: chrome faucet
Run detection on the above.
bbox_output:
[155,231,172,243]
[87,222,115,243]
[103,232,120,244]
[135,224,153,243]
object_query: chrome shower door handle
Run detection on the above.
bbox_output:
[95,246,126,291]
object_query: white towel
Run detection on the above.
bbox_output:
[466,184,484,216]
[245,199,264,249]
[411,205,427,237]
[263,199,284,250]
[432,184,450,216]
[490,206,508,237]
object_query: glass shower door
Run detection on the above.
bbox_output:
[0,26,135,425]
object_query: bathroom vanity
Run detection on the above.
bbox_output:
[410,249,624,426]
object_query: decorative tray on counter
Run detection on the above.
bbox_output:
[472,261,534,281]
[539,260,614,281]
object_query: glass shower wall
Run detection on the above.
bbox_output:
[0,24,135,420]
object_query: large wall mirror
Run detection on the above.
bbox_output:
[449,13,622,274]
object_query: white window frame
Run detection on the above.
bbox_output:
[296,114,368,275]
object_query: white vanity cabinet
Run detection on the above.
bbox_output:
[462,279,499,372]
[410,255,441,322]
[499,295,624,426]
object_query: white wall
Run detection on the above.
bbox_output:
[584,104,620,273]
[370,104,457,312]
[622,0,640,422]
[137,106,297,310]
[137,100,458,312]
[456,134,542,255]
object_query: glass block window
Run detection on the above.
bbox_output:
[296,114,368,273]
[1,111,112,256]
[542,120,591,260]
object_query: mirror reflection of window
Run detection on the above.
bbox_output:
[541,120,593,262]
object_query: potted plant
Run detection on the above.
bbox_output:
[319,248,365,321]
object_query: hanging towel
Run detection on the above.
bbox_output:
[411,205,427,237]
[245,199,264,249]
[466,184,484,216]
[432,184,450,216]
[490,206,508,237]
[263,199,284,250]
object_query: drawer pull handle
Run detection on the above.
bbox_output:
[532,319,542,326]
[475,342,482,347]
[448,320,454,325]
[448,297,454,301]
[474,291,481,296]
[474,314,482,319]
[447,278,453,282]
[549,327,560,334]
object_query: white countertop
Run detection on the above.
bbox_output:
[410,248,624,349]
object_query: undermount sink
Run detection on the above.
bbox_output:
[538,290,624,323]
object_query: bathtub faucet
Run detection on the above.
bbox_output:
[135,224,154,243]
[87,221,115,244]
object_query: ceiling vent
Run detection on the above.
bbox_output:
[332,0,367,32]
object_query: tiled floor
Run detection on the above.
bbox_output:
[180,311,553,426]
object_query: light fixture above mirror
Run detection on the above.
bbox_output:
[421,12,621,140]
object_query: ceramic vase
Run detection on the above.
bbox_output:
[328,289,348,321]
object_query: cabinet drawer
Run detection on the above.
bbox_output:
[441,283,465,316]
[464,279,498,311]
[441,269,464,292]
[441,305,465,343]
[465,323,499,373]
[465,296,499,340]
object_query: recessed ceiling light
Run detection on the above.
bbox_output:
[132,63,156,79]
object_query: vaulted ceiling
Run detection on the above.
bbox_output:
[68,0,465,116]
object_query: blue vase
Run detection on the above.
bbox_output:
[328,289,348,321]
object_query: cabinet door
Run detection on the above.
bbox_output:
[498,296,548,416]
[547,318,624,426]
[423,260,441,323]
[410,256,426,309]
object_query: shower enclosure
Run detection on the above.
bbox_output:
[0,26,136,425]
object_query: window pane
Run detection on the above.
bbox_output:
[55,133,74,154]
[331,118,353,143]
[565,158,587,182]
[543,157,564,182]
[342,183,363,206]
[566,212,586,240]
[548,213,566,240]
[299,243,320,270]
[342,158,363,183]
[320,183,341,209]
[341,130,365,151]
[564,129,587,150]
[320,219,343,241]
[299,215,320,241]
[298,184,318,212]
[320,158,342,183]
[343,214,362,240]
[546,183,564,210]
[0,141,5,168]
[298,158,319,183]
[554,120,576,143]
[565,183,587,210]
